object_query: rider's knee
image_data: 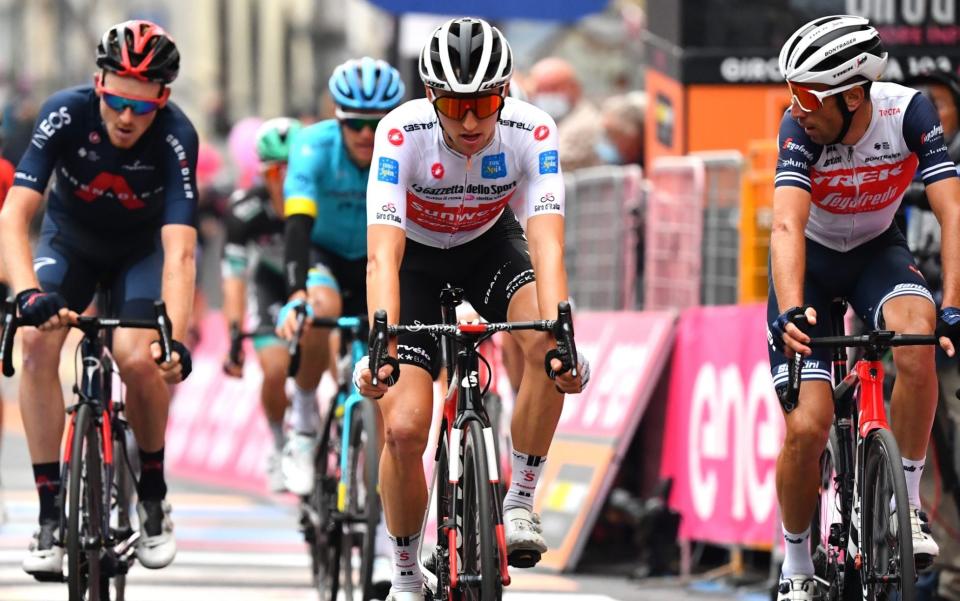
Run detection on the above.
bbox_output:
[383,412,429,458]
[260,357,287,388]
[784,416,830,458]
[114,347,160,382]
[518,331,553,366]
[21,329,62,375]
[893,344,935,380]
[308,286,342,318]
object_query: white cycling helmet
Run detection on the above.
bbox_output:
[419,17,513,94]
[779,15,887,86]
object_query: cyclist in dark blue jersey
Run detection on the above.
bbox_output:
[0,20,197,577]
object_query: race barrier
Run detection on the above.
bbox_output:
[168,305,788,570]
[659,303,783,548]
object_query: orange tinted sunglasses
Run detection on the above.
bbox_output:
[432,94,505,120]
[787,81,863,113]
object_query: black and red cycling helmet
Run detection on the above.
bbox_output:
[96,20,180,84]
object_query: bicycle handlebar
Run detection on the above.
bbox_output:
[785,330,939,411]
[367,301,578,388]
[0,299,174,378]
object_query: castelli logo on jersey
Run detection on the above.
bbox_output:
[387,129,404,146]
[534,125,549,141]
[431,162,444,179]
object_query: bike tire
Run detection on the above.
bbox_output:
[341,399,382,601]
[311,400,343,601]
[458,421,502,601]
[112,426,136,601]
[861,428,916,601]
[434,428,453,601]
[67,404,106,601]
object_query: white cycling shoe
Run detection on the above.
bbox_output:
[385,589,426,601]
[504,506,547,568]
[282,432,318,496]
[266,450,286,493]
[22,519,64,579]
[890,505,939,570]
[136,499,176,569]
[777,575,822,601]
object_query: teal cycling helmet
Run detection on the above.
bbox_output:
[255,117,302,163]
[328,57,405,111]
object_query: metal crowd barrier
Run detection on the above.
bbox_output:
[692,151,744,306]
[562,165,644,310]
[643,156,705,311]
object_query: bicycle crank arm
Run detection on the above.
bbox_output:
[114,531,141,561]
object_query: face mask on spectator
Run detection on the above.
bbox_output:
[595,133,623,164]
[533,93,572,121]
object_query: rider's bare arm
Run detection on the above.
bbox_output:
[526,214,569,320]
[0,186,45,293]
[160,224,196,341]
[925,177,960,307]
[770,185,812,312]
[366,223,405,357]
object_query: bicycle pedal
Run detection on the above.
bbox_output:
[507,549,541,569]
[31,571,65,583]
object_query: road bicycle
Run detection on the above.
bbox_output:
[785,300,936,601]
[369,286,579,601]
[0,297,174,601]
[232,310,383,601]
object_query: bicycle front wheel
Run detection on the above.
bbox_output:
[458,421,502,601]
[861,428,916,601]
[66,404,106,601]
[341,398,382,601]
[310,401,342,601]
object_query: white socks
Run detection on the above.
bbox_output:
[781,527,815,578]
[389,532,422,592]
[502,449,546,512]
[290,385,320,434]
[903,457,925,508]
[268,420,285,451]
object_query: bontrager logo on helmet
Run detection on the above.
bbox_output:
[329,57,405,112]
[96,20,180,84]
[419,17,513,94]
[778,15,887,86]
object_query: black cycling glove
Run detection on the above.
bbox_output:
[164,339,193,381]
[767,306,810,353]
[16,288,68,326]
[935,306,960,347]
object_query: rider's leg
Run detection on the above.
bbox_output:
[113,327,172,500]
[256,343,291,450]
[377,365,434,593]
[20,327,71,521]
[776,380,834,576]
[290,279,341,434]
[881,294,938,503]
[499,330,524,396]
[504,282,562,507]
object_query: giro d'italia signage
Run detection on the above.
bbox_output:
[646,0,960,84]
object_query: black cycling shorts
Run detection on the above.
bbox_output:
[396,207,535,379]
[247,263,286,349]
[767,224,933,391]
[33,211,166,319]
[309,246,368,318]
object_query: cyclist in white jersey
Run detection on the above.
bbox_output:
[353,18,590,601]
[766,16,960,601]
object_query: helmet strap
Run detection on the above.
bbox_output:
[829,94,855,146]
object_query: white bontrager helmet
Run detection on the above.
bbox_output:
[778,15,887,86]
[419,17,513,94]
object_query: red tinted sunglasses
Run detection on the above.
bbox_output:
[96,83,168,115]
[432,94,505,120]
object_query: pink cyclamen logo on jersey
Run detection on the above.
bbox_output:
[388,129,404,146]
[920,123,943,144]
[534,125,549,141]
[431,162,444,179]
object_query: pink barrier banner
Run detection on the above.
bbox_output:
[164,312,273,493]
[659,303,784,547]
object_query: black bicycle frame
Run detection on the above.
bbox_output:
[827,299,858,557]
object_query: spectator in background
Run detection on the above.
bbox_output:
[598,91,647,169]
[527,57,602,171]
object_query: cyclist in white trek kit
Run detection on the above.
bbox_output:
[353,17,590,601]
[767,15,960,600]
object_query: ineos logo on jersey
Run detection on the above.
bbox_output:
[31,106,72,149]
[534,125,549,141]
[75,172,146,209]
[431,162,444,179]
[387,129,404,146]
